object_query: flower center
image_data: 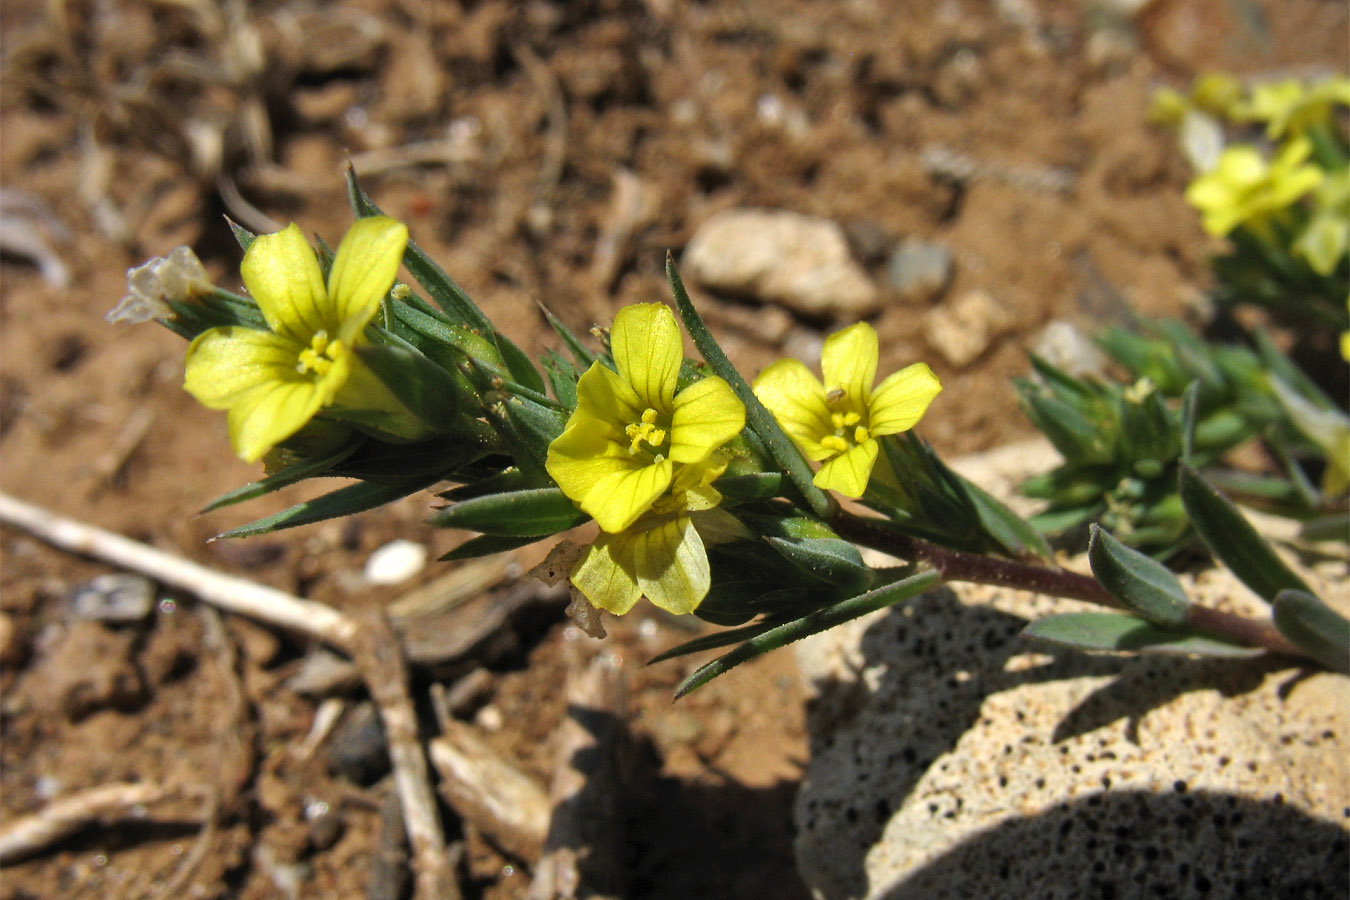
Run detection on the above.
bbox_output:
[820,390,870,454]
[625,407,668,457]
[297,330,343,377]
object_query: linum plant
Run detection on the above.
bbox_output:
[111,168,1350,695]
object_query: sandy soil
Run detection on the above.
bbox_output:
[1,0,1345,897]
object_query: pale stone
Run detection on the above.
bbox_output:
[922,288,1012,367]
[794,439,1350,900]
[363,539,427,585]
[683,208,879,318]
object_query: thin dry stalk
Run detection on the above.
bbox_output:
[350,609,460,900]
[0,783,170,865]
[0,493,359,650]
[429,722,552,863]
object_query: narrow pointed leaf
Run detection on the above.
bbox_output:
[1022,611,1263,658]
[674,568,940,697]
[648,621,780,664]
[440,533,545,561]
[217,477,437,538]
[493,330,546,396]
[354,342,462,432]
[1180,381,1200,462]
[1272,590,1350,673]
[201,445,360,512]
[713,472,784,502]
[429,487,586,536]
[667,255,831,519]
[1179,464,1311,602]
[225,216,256,251]
[1087,525,1190,626]
[539,304,597,367]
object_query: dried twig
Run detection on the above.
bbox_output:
[528,653,627,900]
[429,721,552,863]
[0,493,358,650]
[0,783,171,865]
[350,609,460,900]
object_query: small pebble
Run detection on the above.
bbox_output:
[887,239,953,302]
[70,574,156,624]
[363,540,427,586]
[326,702,389,785]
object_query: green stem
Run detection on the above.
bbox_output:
[830,514,1305,658]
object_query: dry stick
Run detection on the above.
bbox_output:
[429,721,552,864]
[0,783,171,865]
[350,609,461,900]
[0,493,358,650]
[528,653,627,900]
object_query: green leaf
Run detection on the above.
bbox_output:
[1272,590,1350,673]
[428,487,586,536]
[496,392,569,476]
[1087,525,1191,626]
[201,445,360,512]
[674,568,941,697]
[440,533,545,561]
[493,330,546,396]
[765,536,871,592]
[648,621,780,663]
[541,351,579,408]
[1179,464,1312,602]
[216,477,437,539]
[1022,611,1263,658]
[712,472,784,503]
[225,216,256,251]
[1179,380,1200,462]
[667,255,832,519]
[955,468,1052,560]
[538,304,596,368]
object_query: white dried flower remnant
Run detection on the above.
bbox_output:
[106,246,212,324]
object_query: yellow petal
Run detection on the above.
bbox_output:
[580,458,675,533]
[571,537,643,615]
[610,303,682,411]
[632,515,709,615]
[820,322,878,410]
[226,379,327,462]
[753,358,834,460]
[327,216,409,337]
[572,361,643,436]
[184,327,305,410]
[813,439,879,498]
[240,224,331,342]
[668,376,745,464]
[868,362,942,436]
[547,418,634,502]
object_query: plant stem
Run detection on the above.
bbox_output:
[831,514,1306,658]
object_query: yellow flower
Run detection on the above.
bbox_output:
[1236,77,1350,139]
[1185,137,1323,237]
[1294,167,1350,277]
[753,322,942,498]
[570,458,737,615]
[545,302,745,614]
[183,217,409,462]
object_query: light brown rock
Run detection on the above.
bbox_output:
[683,208,879,318]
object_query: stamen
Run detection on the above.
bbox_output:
[625,407,668,454]
[296,330,342,376]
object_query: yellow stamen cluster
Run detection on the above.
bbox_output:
[625,407,668,456]
[297,330,343,376]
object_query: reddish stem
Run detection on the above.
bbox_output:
[831,515,1305,658]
